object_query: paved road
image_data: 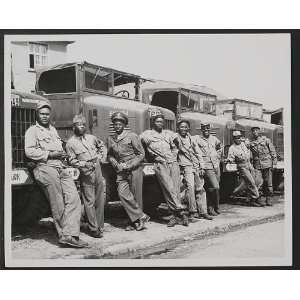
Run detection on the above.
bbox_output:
[146,220,285,259]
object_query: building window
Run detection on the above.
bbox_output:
[28,43,48,70]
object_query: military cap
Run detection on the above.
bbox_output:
[111,111,128,125]
[232,130,242,137]
[251,126,260,131]
[177,119,190,127]
[149,108,165,121]
[201,122,210,130]
[36,99,51,111]
[73,114,86,125]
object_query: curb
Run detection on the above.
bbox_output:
[73,211,284,259]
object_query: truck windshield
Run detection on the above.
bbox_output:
[84,64,141,100]
[180,89,215,114]
[38,66,76,94]
[235,102,262,120]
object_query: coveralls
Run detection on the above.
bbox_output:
[107,130,144,223]
[140,129,184,213]
[193,135,222,212]
[227,142,260,200]
[174,133,208,215]
[250,136,277,197]
[66,134,106,233]
[24,122,81,238]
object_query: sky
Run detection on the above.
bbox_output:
[67,34,290,110]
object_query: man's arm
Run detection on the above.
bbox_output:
[95,137,107,163]
[226,146,236,164]
[65,141,86,168]
[123,133,145,170]
[24,127,49,161]
[191,136,205,169]
[266,138,278,165]
[215,136,223,158]
[106,137,122,172]
[169,131,179,158]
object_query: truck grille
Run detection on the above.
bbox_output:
[108,123,131,136]
[164,119,174,131]
[11,107,36,168]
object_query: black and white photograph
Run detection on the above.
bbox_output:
[3,33,292,268]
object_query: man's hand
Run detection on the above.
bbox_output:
[85,161,95,169]
[119,162,129,171]
[48,150,68,160]
[199,168,205,177]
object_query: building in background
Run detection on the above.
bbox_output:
[11,41,74,92]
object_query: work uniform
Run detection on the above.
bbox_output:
[107,131,145,223]
[250,136,277,197]
[174,133,208,215]
[140,129,184,212]
[193,134,222,213]
[227,142,260,200]
[25,122,81,238]
[66,134,106,233]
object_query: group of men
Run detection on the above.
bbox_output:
[24,100,278,248]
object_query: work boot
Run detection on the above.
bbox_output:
[249,200,262,207]
[199,213,213,220]
[266,196,273,206]
[89,229,103,238]
[256,197,266,207]
[59,235,88,248]
[208,206,218,216]
[181,213,189,227]
[213,190,221,214]
[189,213,199,223]
[167,215,178,227]
[214,208,221,215]
[125,221,136,231]
[135,214,150,231]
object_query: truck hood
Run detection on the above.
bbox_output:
[84,94,175,120]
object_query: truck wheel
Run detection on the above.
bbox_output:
[12,185,50,226]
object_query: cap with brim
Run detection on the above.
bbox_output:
[36,100,51,111]
[111,112,128,125]
[232,130,242,137]
[201,123,210,130]
[251,126,260,131]
[149,108,164,121]
[73,114,86,125]
[177,119,190,127]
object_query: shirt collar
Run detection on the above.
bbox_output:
[114,130,128,141]
[35,121,54,131]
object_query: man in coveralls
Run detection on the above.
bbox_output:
[107,112,150,231]
[173,119,213,221]
[226,130,261,206]
[140,109,189,227]
[25,100,88,248]
[193,123,222,216]
[250,126,277,206]
[66,114,106,238]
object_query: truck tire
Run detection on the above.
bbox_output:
[12,185,50,226]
